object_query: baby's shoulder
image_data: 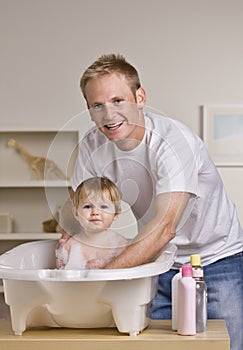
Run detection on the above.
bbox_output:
[65,234,83,248]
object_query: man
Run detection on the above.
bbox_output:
[59,54,243,350]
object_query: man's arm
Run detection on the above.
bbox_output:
[105,192,190,269]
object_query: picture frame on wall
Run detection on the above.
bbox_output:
[203,105,243,166]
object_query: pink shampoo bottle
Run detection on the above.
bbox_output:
[177,265,196,335]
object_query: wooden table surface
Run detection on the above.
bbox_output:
[0,319,230,350]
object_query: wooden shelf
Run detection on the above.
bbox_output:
[0,181,71,188]
[0,127,79,256]
[0,233,61,241]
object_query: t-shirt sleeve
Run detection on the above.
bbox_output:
[155,125,199,197]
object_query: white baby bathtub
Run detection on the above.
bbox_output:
[0,240,176,336]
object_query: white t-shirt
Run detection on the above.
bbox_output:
[71,110,243,265]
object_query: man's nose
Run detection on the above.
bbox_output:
[104,103,117,120]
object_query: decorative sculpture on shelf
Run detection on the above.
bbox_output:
[7,138,68,181]
[42,204,62,233]
[42,217,62,233]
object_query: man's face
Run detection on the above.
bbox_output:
[84,73,146,149]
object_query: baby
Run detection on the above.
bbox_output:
[56,177,128,269]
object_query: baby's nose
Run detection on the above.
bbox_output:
[91,207,100,215]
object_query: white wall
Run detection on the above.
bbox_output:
[1,0,243,223]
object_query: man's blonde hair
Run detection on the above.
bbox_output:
[73,177,121,215]
[80,54,141,98]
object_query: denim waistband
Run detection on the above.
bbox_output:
[210,250,243,265]
[221,250,243,260]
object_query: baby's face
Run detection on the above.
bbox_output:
[75,195,117,233]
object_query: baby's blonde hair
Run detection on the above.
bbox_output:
[73,177,121,215]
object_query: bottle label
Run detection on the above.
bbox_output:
[192,269,203,278]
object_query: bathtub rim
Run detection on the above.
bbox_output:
[0,241,176,282]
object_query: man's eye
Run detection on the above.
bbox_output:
[93,104,103,110]
[114,99,123,105]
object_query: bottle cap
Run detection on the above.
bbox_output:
[182,265,192,277]
[190,254,201,266]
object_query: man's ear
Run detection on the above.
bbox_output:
[113,213,119,221]
[136,87,146,109]
[87,104,96,122]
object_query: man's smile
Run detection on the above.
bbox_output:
[105,120,125,130]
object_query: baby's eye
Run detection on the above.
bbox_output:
[100,204,109,210]
[83,204,92,209]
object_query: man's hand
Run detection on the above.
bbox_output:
[85,258,107,269]
[56,231,72,250]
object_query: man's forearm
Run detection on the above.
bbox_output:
[104,192,190,269]
[105,217,175,269]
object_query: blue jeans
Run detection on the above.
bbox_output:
[150,251,243,350]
